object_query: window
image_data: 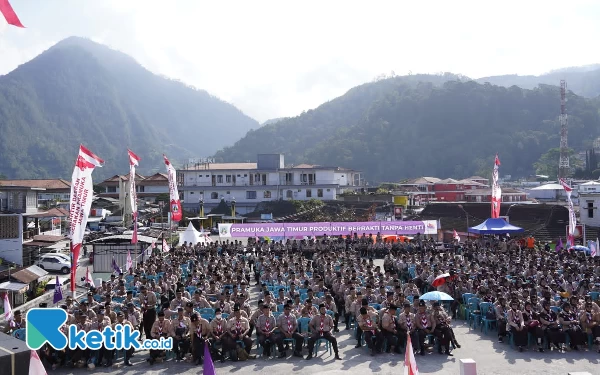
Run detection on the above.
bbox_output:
[199,174,202,177]
[107,187,117,193]
[317,189,323,198]
[264,191,272,198]
[246,191,257,199]
[286,190,293,198]
[285,173,293,185]
[211,192,218,199]
[588,201,594,218]
[190,191,194,195]
[226,175,232,183]
[306,189,312,198]
[217,175,223,183]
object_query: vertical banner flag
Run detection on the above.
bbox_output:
[559,178,576,247]
[556,237,563,252]
[453,229,460,242]
[126,250,133,270]
[203,342,216,375]
[85,267,95,287]
[0,0,24,28]
[3,292,12,322]
[53,276,63,304]
[491,154,502,218]
[111,256,122,274]
[29,350,48,375]
[163,154,182,222]
[404,333,419,375]
[128,150,141,244]
[162,237,170,253]
[68,145,104,294]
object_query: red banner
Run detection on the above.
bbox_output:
[128,150,141,244]
[68,145,103,293]
[163,154,182,221]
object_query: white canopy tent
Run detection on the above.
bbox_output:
[178,223,212,246]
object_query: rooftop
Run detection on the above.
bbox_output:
[0,179,70,190]
[181,162,258,171]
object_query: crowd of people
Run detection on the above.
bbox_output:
[3,231,600,371]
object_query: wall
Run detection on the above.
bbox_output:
[143,185,168,193]
[579,195,600,227]
[0,214,23,265]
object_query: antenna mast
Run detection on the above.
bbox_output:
[558,80,569,179]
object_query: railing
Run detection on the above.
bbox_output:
[182,180,359,188]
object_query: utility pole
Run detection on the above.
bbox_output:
[558,80,570,179]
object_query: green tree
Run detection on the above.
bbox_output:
[533,148,581,179]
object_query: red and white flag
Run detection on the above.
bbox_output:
[163,155,182,221]
[452,229,460,242]
[29,350,47,375]
[559,178,577,246]
[128,150,141,244]
[491,154,502,218]
[404,334,419,375]
[85,267,95,288]
[126,250,133,271]
[3,293,12,322]
[0,0,24,28]
[68,145,103,294]
[162,238,170,253]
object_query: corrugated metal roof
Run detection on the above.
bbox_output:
[0,281,29,293]
[11,265,48,283]
[87,234,158,243]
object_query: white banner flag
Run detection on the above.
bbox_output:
[68,145,103,293]
[128,150,141,244]
[162,237,170,253]
[163,155,182,222]
[126,250,133,270]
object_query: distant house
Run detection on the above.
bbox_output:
[0,179,71,207]
[97,173,169,204]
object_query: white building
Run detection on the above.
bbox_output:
[179,154,363,214]
[578,181,600,227]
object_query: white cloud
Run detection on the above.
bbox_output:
[1,0,600,122]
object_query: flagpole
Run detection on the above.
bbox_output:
[70,240,76,300]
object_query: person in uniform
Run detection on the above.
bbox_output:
[357,307,384,356]
[149,310,172,365]
[323,295,340,332]
[256,304,279,357]
[226,304,253,358]
[559,303,586,351]
[494,296,508,343]
[114,312,134,366]
[3,309,26,333]
[539,301,565,351]
[172,307,191,361]
[380,304,403,354]
[431,302,453,355]
[276,303,304,358]
[190,313,210,366]
[93,309,113,367]
[580,301,600,352]
[305,303,341,360]
[522,301,544,352]
[139,286,157,340]
[209,308,228,362]
[69,313,92,368]
[507,300,527,352]
[415,300,435,356]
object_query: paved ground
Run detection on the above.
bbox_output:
[50,258,599,375]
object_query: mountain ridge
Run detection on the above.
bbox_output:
[0,37,259,179]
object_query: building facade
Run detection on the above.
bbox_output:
[0,179,71,207]
[178,154,362,214]
[578,181,600,227]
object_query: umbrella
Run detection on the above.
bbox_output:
[431,273,457,287]
[419,291,454,301]
[569,245,590,255]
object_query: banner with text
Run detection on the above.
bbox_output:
[218,220,438,238]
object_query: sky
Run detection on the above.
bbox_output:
[1,0,600,123]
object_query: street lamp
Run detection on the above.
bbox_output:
[231,196,236,218]
[198,194,204,217]
[458,204,469,241]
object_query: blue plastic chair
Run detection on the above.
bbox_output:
[12,328,26,341]
[478,302,496,334]
[589,292,600,301]
[467,298,481,328]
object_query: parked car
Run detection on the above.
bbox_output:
[36,254,71,274]
[44,276,68,291]
[41,251,70,264]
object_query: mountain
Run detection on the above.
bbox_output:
[0,37,259,179]
[476,66,600,98]
[261,117,288,126]
[214,76,600,183]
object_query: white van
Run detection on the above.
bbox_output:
[44,276,68,292]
